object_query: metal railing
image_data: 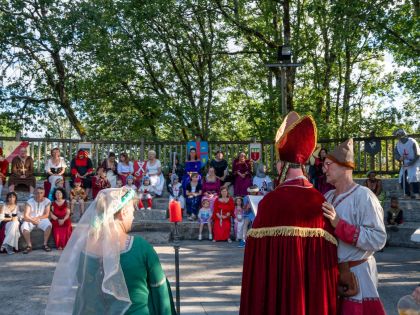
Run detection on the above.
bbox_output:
[1,134,418,177]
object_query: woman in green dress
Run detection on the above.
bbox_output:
[46,188,176,315]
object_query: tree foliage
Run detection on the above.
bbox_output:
[0,0,418,141]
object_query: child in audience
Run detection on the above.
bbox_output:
[48,177,65,201]
[116,178,123,188]
[239,185,262,248]
[70,178,87,216]
[124,175,137,191]
[234,197,245,242]
[387,196,403,226]
[198,198,212,241]
[93,166,111,198]
[138,176,154,210]
[168,174,185,211]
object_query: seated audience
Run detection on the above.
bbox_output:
[252,164,273,194]
[133,157,147,187]
[0,192,21,254]
[202,166,221,210]
[138,176,154,210]
[117,152,133,186]
[146,150,165,197]
[365,170,383,199]
[92,167,111,199]
[212,186,234,242]
[182,148,202,197]
[168,174,185,210]
[100,152,118,187]
[21,187,52,253]
[48,177,65,201]
[238,185,262,248]
[0,147,9,199]
[315,148,335,194]
[70,178,87,216]
[186,172,202,221]
[45,147,67,190]
[70,149,94,198]
[387,196,403,226]
[50,187,72,250]
[9,147,36,195]
[210,150,230,188]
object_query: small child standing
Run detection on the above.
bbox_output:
[168,174,185,210]
[198,198,212,241]
[138,176,154,210]
[70,178,87,216]
[124,175,138,191]
[234,197,244,242]
[387,196,403,226]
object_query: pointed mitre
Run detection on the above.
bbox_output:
[275,111,317,165]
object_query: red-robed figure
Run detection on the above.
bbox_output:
[240,112,339,315]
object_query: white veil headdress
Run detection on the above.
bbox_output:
[45,188,136,315]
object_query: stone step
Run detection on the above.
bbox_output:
[135,208,168,221]
[386,222,420,249]
[18,228,56,251]
[130,231,171,245]
[383,200,420,222]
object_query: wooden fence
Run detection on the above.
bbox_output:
[0,134,418,177]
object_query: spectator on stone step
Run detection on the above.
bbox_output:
[21,187,52,254]
[394,129,420,199]
[232,152,253,197]
[9,147,36,196]
[0,192,21,255]
[202,166,221,211]
[210,150,230,189]
[186,172,202,221]
[252,164,273,195]
[138,176,154,210]
[50,187,72,250]
[100,152,118,188]
[70,178,87,216]
[70,149,94,198]
[0,147,9,200]
[364,170,384,204]
[386,196,403,226]
[45,147,67,190]
[124,175,137,191]
[168,174,185,210]
[48,177,65,201]
[92,166,111,199]
[146,150,165,197]
[117,152,133,186]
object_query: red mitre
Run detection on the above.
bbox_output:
[275,111,317,165]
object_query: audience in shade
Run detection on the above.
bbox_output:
[387,196,403,226]
[50,187,72,250]
[186,172,202,221]
[0,148,9,198]
[21,187,52,254]
[100,152,118,188]
[70,178,87,216]
[117,152,133,186]
[138,176,154,210]
[0,192,21,254]
[202,166,221,210]
[232,152,253,196]
[70,149,94,198]
[168,174,184,210]
[212,186,234,242]
[133,157,147,187]
[48,177,65,201]
[252,164,272,194]
[146,150,165,197]
[124,175,137,191]
[198,198,212,241]
[9,147,36,196]
[182,148,202,197]
[45,148,66,190]
[210,150,230,188]
[92,167,111,199]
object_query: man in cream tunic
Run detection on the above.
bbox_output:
[322,139,387,315]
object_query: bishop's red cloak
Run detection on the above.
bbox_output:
[240,178,339,315]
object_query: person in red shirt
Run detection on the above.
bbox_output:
[240,112,339,315]
[0,148,9,199]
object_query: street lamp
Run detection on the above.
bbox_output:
[266,45,302,115]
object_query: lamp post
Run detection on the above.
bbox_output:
[168,163,182,314]
[266,45,302,115]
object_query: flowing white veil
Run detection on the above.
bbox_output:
[45,188,136,315]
